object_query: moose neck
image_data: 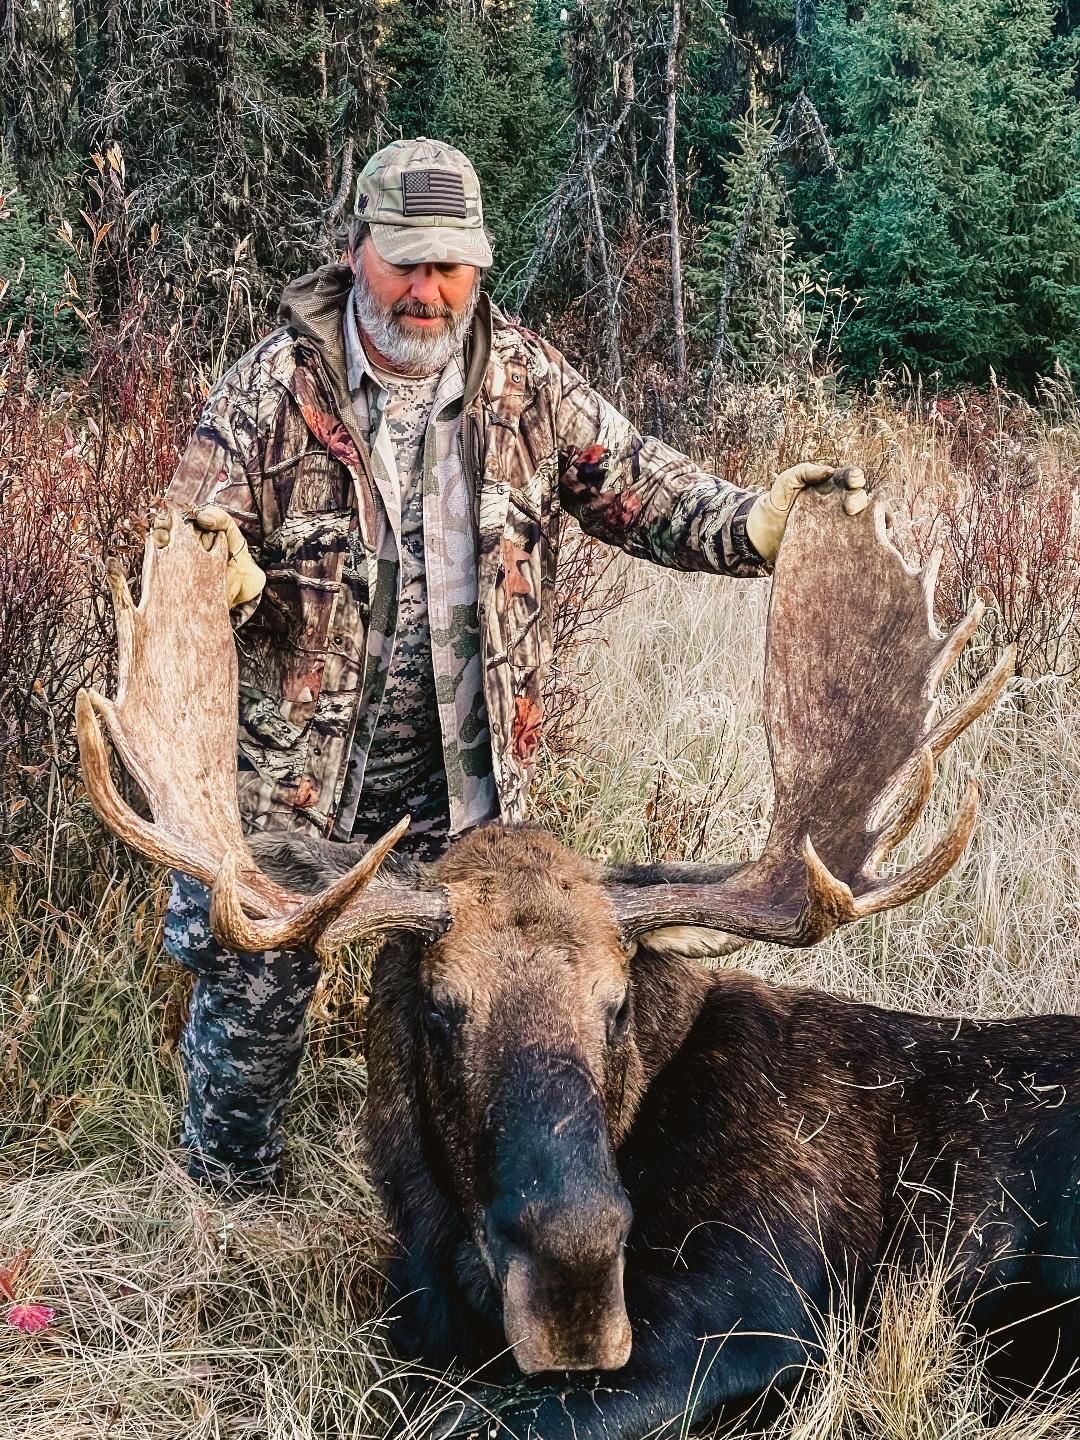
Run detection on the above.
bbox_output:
[627,940,713,1086]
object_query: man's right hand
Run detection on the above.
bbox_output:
[187,506,266,608]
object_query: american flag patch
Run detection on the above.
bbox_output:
[401,169,468,219]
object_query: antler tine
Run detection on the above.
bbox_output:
[918,544,943,613]
[76,687,229,888]
[926,645,1016,760]
[748,773,979,945]
[790,837,857,942]
[928,601,985,692]
[104,559,137,674]
[865,642,1014,870]
[867,748,936,871]
[850,778,980,922]
[210,816,412,957]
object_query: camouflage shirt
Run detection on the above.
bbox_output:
[347,362,443,801]
[336,296,487,849]
[166,263,767,842]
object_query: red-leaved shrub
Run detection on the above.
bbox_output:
[0,184,202,850]
[908,388,1080,684]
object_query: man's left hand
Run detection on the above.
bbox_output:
[746,462,867,564]
[188,505,267,609]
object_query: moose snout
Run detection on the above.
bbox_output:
[482,1050,634,1374]
[504,1215,639,1370]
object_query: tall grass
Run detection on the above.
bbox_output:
[5,563,1079,1435]
[2,316,1079,1431]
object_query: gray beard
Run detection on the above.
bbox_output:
[352,268,479,377]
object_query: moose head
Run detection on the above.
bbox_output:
[76,488,1013,1378]
[389,828,639,1373]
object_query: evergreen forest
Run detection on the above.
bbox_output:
[3,0,1080,394]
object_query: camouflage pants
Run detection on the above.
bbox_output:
[163,777,452,1193]
[164,873,321,1193]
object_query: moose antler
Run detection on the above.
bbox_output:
[605,488,1014,946]
[76,510,449,957]
[80,491,1009,961]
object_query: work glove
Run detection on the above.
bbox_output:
[746,462,868,564]
[188,505,267,608]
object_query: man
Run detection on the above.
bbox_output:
[163,137,866,1194]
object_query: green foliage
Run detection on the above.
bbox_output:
[0,0,72,203]
[0,168,84,370]
[4,0,1080,388]
[377,0,571,289]
[428,0,572,290]
[381,0,448,139]
[680,0,794,219]
[688,106,801,371]
[802,0,1080,385]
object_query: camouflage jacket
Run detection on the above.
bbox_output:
[166,263,766,840]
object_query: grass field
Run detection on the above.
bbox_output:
[3,390,1080,1436]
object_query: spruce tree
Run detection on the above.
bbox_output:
[0,164,83,368]
[803,0,1080,384]
[430,0,571,292]
[688,104,803,375]
[983,0,1080,378]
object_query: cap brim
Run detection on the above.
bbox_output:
[369,222,492,269]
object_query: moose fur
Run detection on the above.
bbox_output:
[345,825,1080,1438]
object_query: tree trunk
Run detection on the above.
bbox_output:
[71,0,94,109]
[616,7,639,211]
[584,147,623,396]
[317,0,332,194]
[663,0,686,389]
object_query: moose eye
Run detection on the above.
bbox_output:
[421,994,459,1044]
[607,990,632,1045]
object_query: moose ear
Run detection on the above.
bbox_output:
[603,861,748,963]
[630,925,746,962]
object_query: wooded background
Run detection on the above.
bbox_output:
[3,0,1080,401]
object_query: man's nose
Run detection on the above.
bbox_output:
[409,266,442,305]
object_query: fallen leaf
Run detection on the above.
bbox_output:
[0,1248,31,1300]
[7,1303,55,1334]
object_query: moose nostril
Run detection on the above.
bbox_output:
[488,1208,531,1258]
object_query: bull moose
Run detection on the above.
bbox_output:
[77,490,1079,1437]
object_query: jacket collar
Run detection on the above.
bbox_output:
[277,262,493,407]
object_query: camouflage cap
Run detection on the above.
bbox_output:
[354,137,493,269]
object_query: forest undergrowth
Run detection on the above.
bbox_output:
[2,301,1080,1434]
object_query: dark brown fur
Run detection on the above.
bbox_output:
[358,825,1079,1438]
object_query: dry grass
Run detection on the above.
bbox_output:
[3,382,1080,1436]
[535,566,1080,1020]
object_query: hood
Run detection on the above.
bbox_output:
[277,262,493,407]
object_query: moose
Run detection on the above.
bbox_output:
[77,490,1078,1437]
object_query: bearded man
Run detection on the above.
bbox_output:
[164,137,866,1194]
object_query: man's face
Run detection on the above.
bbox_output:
[351,235,481,376]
